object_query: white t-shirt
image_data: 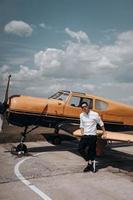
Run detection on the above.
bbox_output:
[80,110,104,136]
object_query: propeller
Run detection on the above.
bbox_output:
[0,74,11,114]
[0,75,11,132]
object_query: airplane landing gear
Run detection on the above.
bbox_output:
[15,126,28,155]
[16,143,28,154]
[52,123,62,145]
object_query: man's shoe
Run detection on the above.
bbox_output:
[83,164,91,172]
[91,161,96,173]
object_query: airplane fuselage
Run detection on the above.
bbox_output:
[6,91,133,133]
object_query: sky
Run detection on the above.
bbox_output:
[0,0,133,105]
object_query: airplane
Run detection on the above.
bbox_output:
[0,75,133,155]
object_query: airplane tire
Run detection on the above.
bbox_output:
[16,143,28,154]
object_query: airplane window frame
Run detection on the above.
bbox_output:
[69,96,81,107]
[69,96,93,108]
[49,92,69,102]
[56,93,69,102]
[95,99,108,111]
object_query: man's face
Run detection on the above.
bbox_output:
[82,105,90,113]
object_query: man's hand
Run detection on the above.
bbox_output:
[80,128,84,135]
[101,131,107,139]
[101,126,107,139]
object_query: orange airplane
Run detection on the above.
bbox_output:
[0,75,133,154]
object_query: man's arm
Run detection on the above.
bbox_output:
[80,114,84,135]
[96,113,107,138]
[101,125,107,139]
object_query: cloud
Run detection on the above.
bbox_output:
[116,31,133,44]
[12,65,40,81]
[4,20,33,37]
[39,23,46,28]
[1,29,133,104]
[34,39,119,80]
[39,23,52,30]
[0,65,11,88]
[0,65,10,73]
[96,82,133,105]
[65,28,90,43]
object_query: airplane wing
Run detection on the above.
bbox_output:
[73,129,133,143]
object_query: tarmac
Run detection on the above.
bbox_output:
[0,137,133,200]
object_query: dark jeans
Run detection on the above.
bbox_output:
[78,135,97,161]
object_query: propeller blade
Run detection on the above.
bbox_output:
[3,74,11,105]
[0,74,11,115]
[0,114,3,133]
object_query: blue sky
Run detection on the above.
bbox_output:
[0,0,133,104]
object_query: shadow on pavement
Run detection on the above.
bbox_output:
[27,133,133,175]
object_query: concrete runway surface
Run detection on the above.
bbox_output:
[0,140,133,200]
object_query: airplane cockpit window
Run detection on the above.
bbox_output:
[49,91,69,102]
[95,99,108,111]
[56,93,68,102]
[69,97,93,108]
[69,96,81,107]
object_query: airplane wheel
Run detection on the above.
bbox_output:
[52,136,61,145]
[16,143,28,154]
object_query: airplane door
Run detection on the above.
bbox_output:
[63,96,81,118]
[64,107,81,118]
[47,99,65,116]
[63,96,93,118]
[64,105,81,118]
[55,100,64,115]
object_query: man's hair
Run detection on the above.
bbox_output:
[81,101,93,109]
[81,102,88,108]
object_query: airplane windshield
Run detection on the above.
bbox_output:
[49,91,69,102]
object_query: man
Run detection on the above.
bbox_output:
[79,102,106,172]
